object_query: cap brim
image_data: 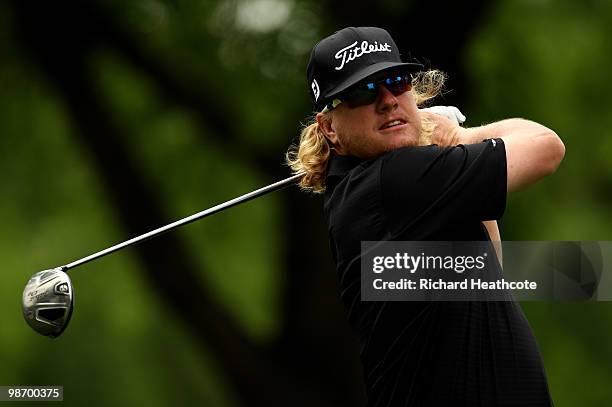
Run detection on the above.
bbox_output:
[319,61,423,109]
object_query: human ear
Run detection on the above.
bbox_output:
[316,112,342,151]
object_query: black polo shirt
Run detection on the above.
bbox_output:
[324,140,553,406]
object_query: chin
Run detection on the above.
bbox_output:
[397,132,420,148]
[381,138,418,154]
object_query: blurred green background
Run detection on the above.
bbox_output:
[1,0,611,406]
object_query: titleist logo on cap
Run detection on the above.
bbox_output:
[334,40,392,71]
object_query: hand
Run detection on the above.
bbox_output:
[420,105,466,125]
[418,108,464,147]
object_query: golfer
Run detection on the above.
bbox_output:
[287,27,564,406]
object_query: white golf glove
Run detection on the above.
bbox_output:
[420,105,466,125]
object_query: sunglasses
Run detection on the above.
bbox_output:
[323,73,412,112]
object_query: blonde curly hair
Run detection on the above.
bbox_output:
[285,69,446,194]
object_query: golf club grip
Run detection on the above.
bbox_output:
[61,172,305,271]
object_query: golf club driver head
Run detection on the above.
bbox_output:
[22,268,74,338]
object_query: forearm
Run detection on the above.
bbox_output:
[457,118,556,145]
[483,220,500,241]
[458,118,565,192]
[483,220,503,267]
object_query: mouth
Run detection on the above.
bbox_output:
[379,119,407,130]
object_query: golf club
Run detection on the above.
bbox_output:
[22,172,305,338]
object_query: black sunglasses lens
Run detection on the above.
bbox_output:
[342,74,411,108]
[343,84,378,108]
[385,75,410,94]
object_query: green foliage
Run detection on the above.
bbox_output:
[467,0,612,241]
[1,0,611,405]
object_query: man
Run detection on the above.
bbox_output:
[287,27,565,406]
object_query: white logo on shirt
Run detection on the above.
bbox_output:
[334,40,392,71]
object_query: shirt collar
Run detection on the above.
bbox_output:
[326,154,363,184]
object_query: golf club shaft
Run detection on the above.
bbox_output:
[60,172,305,272]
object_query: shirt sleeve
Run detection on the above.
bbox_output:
[380,138,507,236]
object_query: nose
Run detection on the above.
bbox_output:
[375,85,399,114]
